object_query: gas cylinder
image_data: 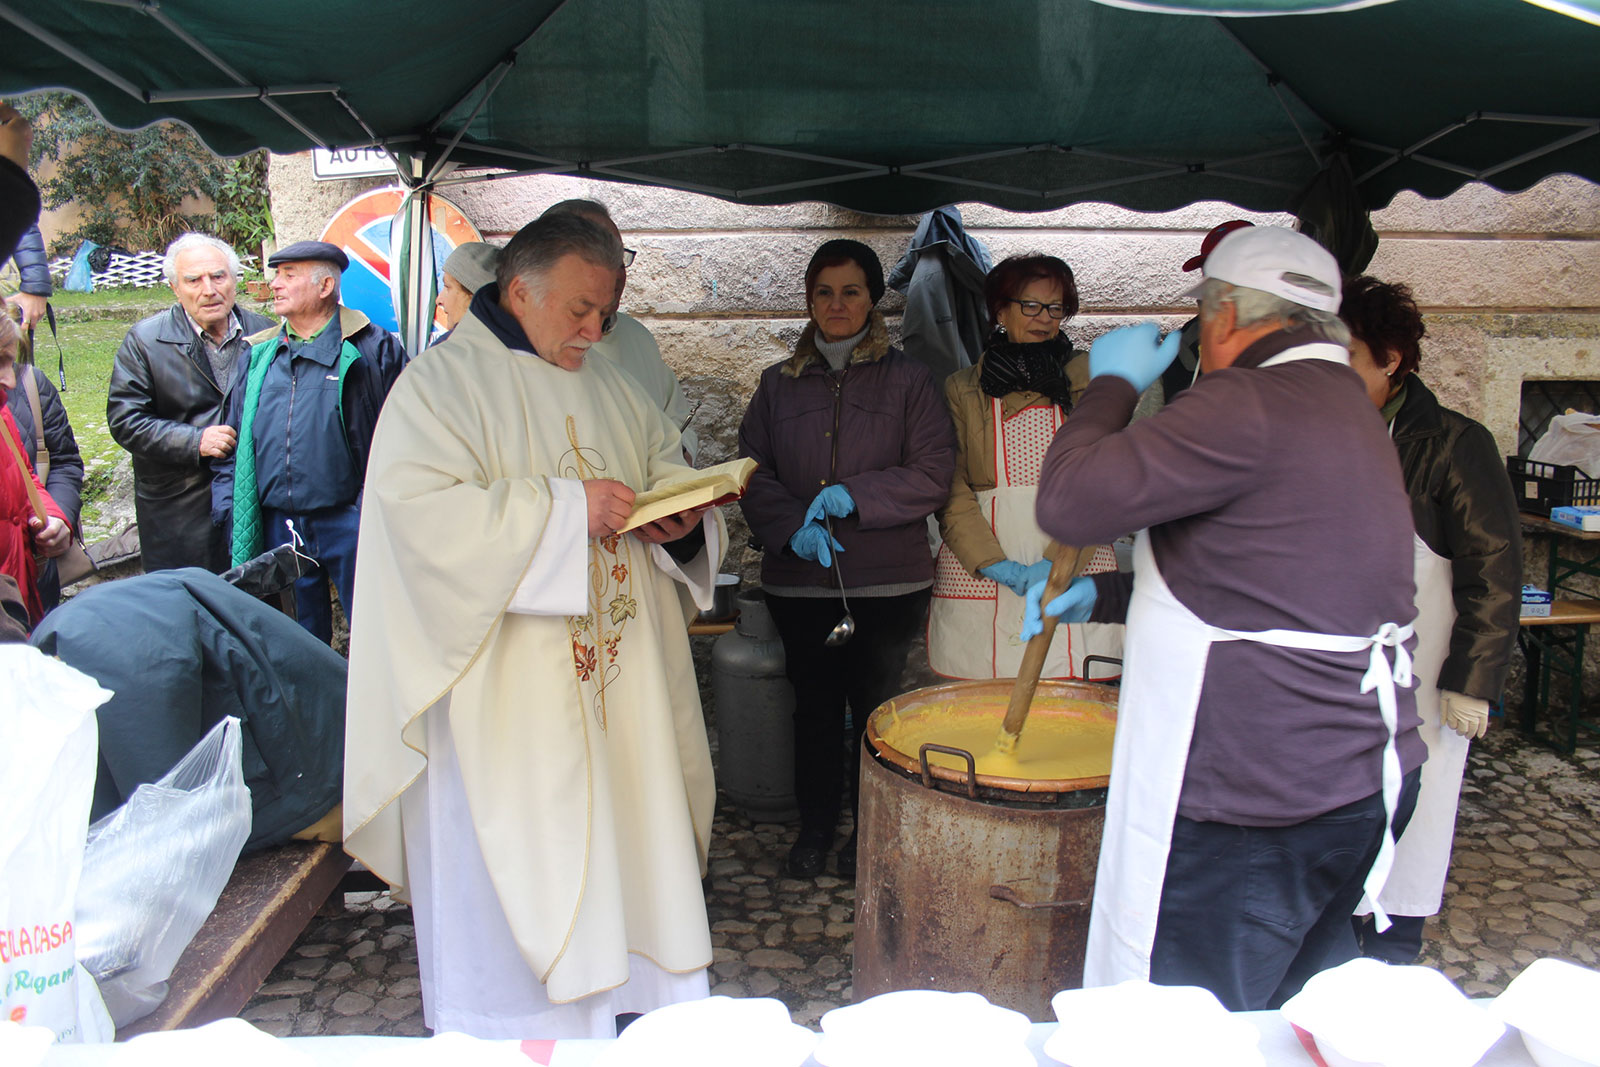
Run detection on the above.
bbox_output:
[711,588,798,821]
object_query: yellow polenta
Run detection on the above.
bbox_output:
[876,699,1115,781]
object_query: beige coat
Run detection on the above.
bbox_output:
[936,354,1092,575]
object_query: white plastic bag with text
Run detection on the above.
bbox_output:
[0,646,113,1042]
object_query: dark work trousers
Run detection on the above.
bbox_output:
[766,588,931,847]
[1149,766,1422,1011]
[1350,913,1427,964]
[261,503,361,645]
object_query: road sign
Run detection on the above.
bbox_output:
[318,187,482,334]
[311,146,396,181]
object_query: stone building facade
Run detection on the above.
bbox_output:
[268,154,1599,591]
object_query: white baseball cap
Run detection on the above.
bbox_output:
[1184,225,1341,313]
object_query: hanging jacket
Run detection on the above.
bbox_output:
[886,206,993,388]
[1390,375,1522,701]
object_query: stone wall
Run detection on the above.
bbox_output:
[268,153,1600,593]
[268,154,1597,457]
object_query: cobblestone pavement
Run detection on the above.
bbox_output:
[239,721,1599,1037]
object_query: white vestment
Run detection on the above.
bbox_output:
[589,312,698,463]
[344,309,722,1038]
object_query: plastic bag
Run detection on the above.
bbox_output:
[0,646,115,1043]
[63,243,96,293]
[74,716,251,1028]
[1528,411,1600,478]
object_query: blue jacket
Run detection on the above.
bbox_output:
[9,222,52,296]
[212,306,406,533]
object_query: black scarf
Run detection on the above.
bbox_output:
[978,330,1075,409]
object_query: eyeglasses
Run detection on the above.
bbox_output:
[1009,299,1068,319]
[621,248,636,268]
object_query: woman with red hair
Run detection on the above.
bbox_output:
[0,311,70,626]
[931,253,1121,680]
[1339,275,1521,964]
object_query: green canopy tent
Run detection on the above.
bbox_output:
[4,0,1596,351]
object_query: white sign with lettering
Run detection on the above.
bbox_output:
[311,146,395,181]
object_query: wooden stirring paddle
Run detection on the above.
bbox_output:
[995,543,1101,754]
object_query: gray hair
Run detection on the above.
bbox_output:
[497,214,623,298]
[163,232,242,288]
[541,198,613,226]
[307,260,341,299]
[1196,278,1350,347]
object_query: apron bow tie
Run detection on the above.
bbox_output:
[1361,621,1414,695]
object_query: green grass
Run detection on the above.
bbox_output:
[23,288,178,531]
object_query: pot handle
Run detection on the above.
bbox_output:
[1082,654,1123,683]
[989,884,1092,910]
[918,743,978,799]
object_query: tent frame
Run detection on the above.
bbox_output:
[5,0,1595,351]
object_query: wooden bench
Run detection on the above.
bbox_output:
[1517,597,1600,754]
[115,841,353,1038]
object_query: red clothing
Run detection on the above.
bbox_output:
[0,402,66,624]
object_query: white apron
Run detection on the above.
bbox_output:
[929,397,1121,680]
[1355,533,1467,917]
[1082,530,1415,986]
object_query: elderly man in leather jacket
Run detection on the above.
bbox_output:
[108,233,273,572]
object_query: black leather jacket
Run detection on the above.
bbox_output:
[107,303,275,571]
[1392,376,1522,701]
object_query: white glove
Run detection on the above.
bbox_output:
[1440,690,1490,739]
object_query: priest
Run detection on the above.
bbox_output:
[344,213,724,1039]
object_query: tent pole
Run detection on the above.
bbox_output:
[0,3,146,100]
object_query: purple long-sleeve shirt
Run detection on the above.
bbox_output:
[1036,328,1425,826]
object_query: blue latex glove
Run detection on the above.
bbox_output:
[1088,322,1182,394]
[1018,559,1053,591]
[1020,575,1098,641]
[979,560,1028,597]
[803,484,856,526]
[788,522,844,567]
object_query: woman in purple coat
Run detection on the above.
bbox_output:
[738,239,956,879]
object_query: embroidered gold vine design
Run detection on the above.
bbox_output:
[561,416,634,732]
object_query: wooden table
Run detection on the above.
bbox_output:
[1517,597,1600,753]
[115,841,353,1037]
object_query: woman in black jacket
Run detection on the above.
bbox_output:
[1339,275,1522,964]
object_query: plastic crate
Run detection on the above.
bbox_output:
[1507,456,1600,516]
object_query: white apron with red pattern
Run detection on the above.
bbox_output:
[929,396,1122,680]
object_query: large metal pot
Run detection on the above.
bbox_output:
[853,678,1117,1021]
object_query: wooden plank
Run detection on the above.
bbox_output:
[1519,598,1600,627]
[116,841,352,1038]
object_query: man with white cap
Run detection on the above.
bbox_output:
[1024,225,1425,1010]
[1160,218,1253,403]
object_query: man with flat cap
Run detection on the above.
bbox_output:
[213,239,407,643]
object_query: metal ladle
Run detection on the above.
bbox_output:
[824,516,855,647]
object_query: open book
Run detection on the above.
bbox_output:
[620,457,758,533]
